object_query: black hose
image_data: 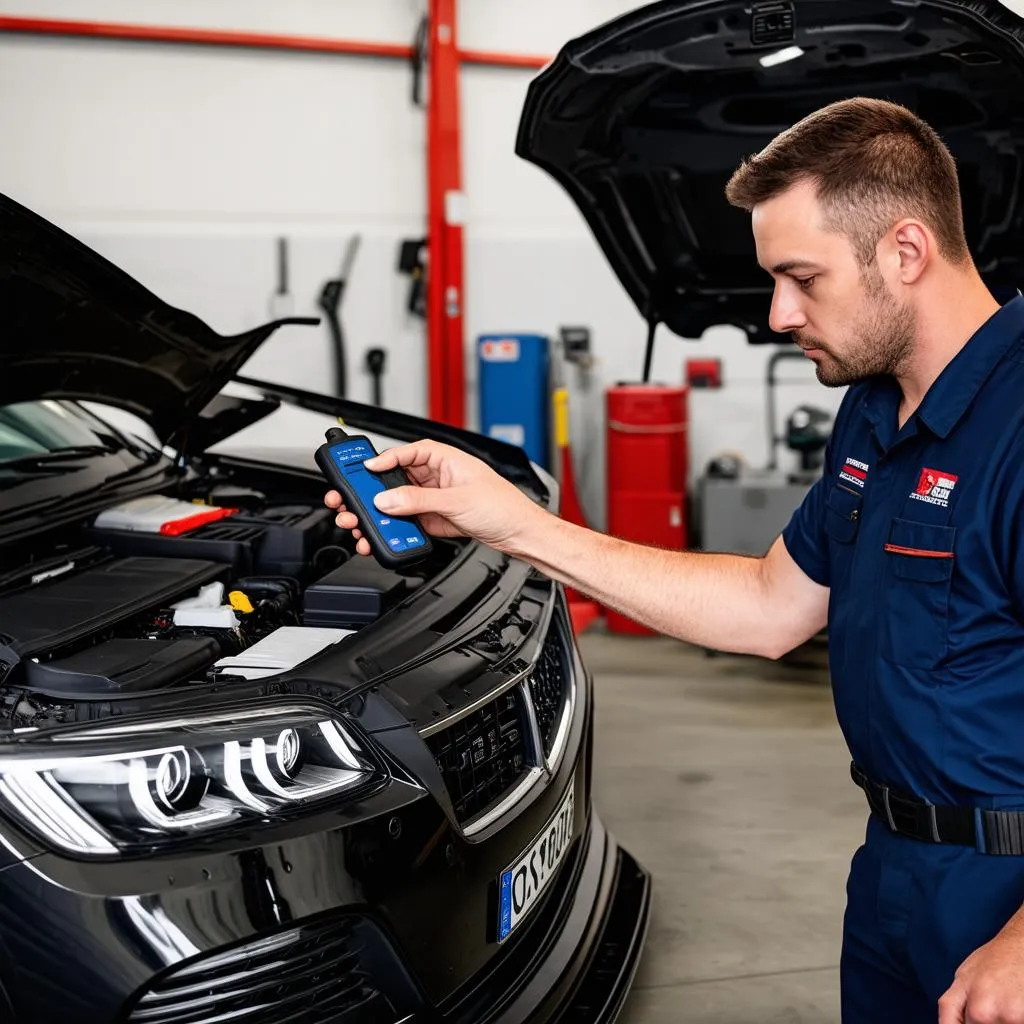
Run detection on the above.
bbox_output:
[319,280,346,398]
[642,320,657,383]
[318,236,362,399]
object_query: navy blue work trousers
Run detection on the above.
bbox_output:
[841,816,1024,1021]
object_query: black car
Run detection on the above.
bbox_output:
[0,199,650,1019]
[4,0,1023,1019]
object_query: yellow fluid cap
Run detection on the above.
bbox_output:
[228,590,255,614]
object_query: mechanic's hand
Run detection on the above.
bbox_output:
[939,927,1024,1024]
[324,439,546,558]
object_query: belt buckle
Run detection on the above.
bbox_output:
[884,785,941,842]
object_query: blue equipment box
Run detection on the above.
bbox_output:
[477,334,550,468]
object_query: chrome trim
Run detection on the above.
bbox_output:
[518,679,545,766]
[543,669,576,775]
[417,590,557,740]
[462,766,544,838]
[418,670,528,741]
[526,596,577,775]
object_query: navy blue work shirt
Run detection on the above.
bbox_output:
[783,295,1024,808]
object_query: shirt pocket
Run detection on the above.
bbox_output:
[881,518,956,669]
[825,485,863,544]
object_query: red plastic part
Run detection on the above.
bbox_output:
[605,385,689,636]
[159,507,239,536]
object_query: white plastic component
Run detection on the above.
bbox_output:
[171,582,226,611]
[214,626,354,680]
[173,606,239,630]
[94,495,227,533]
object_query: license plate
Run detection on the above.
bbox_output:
[497,779,576,942]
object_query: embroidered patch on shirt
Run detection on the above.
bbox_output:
[909,467,958,508]
[839,457,869,489]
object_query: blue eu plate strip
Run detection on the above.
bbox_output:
[498,868,513,942]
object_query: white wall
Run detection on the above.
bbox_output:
[0,0,429,420]
[5,1,1010,529]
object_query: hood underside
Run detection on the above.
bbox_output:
[516,0,1024,341]
[0,192,315,442]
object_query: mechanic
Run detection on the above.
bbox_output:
[326,98,1024,1024]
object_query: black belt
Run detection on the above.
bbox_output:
[851,763,1024,856]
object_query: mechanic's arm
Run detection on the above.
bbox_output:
[509,518,826,659]
[325,440,828,660]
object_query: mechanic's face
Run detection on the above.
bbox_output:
[752,179,915,386]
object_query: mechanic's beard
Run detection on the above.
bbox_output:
[795,273,915,387]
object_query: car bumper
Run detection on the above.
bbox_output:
[490,812,651,1024]
[0,800,648,1024]
[0,595,649,1023]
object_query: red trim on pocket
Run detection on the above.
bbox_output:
[883,543,954,559]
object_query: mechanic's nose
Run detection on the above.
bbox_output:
[769,282,807,335]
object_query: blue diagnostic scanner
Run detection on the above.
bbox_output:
[315,428,432,568]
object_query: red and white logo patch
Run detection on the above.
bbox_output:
[910,467,958,508]
[839,457,869,489]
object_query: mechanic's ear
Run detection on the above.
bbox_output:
[890,220,931,285]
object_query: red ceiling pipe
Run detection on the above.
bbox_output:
[0,16,416,59]
[0,16,551,68]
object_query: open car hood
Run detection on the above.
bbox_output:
[0,191,314,442]
[516,0,1024,342]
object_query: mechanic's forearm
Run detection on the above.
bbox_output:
[507,513,786,658]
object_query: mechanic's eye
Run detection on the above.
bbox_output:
[797,276,816,291]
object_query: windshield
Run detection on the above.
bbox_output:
[0,401,114,463]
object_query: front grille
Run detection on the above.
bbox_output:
[427,686,529,824]
[124,915,411,1024]
[528,624,570,758]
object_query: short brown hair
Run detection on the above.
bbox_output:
[725,97,969,266]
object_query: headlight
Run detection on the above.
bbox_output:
[0,704,386,858]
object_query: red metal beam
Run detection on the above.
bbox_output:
[0,15,416,60]
[426,0,466,427]
[0,16,413,59]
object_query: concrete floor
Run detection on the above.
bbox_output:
[579,628,867,1024]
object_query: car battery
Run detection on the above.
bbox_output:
[606,384,689,635]
[477,334,550,468]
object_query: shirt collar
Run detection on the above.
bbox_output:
[860,375,902,451]
[915,295,1024,439]
[860,295,1024,445]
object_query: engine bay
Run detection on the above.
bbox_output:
[0,470,441,724]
